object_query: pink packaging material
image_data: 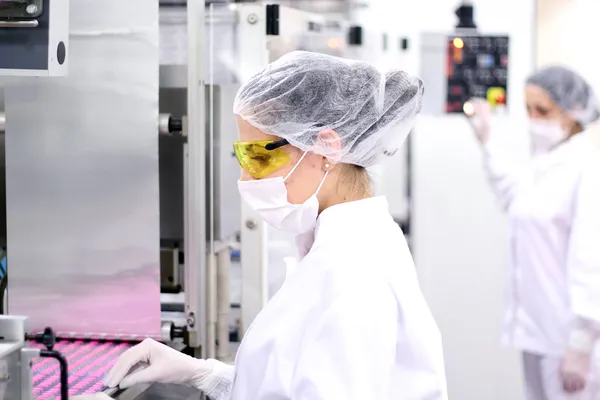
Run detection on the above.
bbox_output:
[29,340,133,400]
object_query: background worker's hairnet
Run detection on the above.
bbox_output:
[526,66,600,126]
[233,51,424,168]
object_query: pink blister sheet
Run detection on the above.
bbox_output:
[30,340,133,400]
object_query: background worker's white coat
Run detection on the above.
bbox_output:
[483,128,600,397]
[522,352,600,400]
[230,197,448,400]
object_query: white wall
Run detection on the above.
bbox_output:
[536,0,600,88]
[352,1,536,399]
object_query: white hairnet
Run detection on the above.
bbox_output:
[527,66,600,126]
[233,51,424,168]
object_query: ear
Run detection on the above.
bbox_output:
[321,157,333,172]
[561,114,578,133]
[316,128,342,162]
[316,129,342,171]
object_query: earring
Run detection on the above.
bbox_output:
[324,163,330,169]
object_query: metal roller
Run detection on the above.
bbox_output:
[0,113,181,136]
[159,113,183,136]
[158,113,173,135]
[161,320,173,342]
[160,320,187,342]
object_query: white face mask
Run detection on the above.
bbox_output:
[529,119,569,153]
[237,152,329,234]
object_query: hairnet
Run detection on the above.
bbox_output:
[233,51,424,168]
[526,66,600,126]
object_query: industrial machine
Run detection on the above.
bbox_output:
[0,314,199,400]
[0,0,360,398]
[421,32,509,115]
[0,316,70,400]
[0,0,69,76]
[420,3,510,116]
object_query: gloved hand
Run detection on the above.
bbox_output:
[560,349,591,393]
[104,338,220,391]
[465,98,492,145]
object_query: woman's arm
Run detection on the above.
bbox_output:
[481,139,533,211]
[290,279,447,400]
[104,339,235,399]
[467,98,533,211]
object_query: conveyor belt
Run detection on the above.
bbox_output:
[30,340,133,399]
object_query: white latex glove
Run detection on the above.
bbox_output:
[465,98,492,145]
[104,338,220,392]
[560,350,591,393]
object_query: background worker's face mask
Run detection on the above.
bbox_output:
[529,119,569,153]
[237,151,329,234]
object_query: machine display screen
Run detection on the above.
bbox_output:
[0,0,43,19]
[445,35,509,113]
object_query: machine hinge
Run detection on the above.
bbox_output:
[348,25,363,46]
[266,4,279,36]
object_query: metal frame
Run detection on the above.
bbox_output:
[0,315,35,400]
[236,4,271,336]
[184,0,207,356]
[182,2,273,346]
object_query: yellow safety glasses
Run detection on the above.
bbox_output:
[233,139,290,179]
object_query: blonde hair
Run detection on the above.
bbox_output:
[337,164,372,199]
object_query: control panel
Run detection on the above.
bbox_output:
[445,35,509,113]
[0,0,43,18]
[0,0,69,76]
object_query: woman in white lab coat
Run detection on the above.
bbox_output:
[104,51,448,399]
[468,66,600,400]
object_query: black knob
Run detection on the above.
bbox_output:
[169,117,183,133]
[455,4,477,29]
[171,325,186,339]
[26,326,57,351]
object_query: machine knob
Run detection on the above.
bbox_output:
[169,117,183,133]
[158,114,183,135]
[26,326,56,350]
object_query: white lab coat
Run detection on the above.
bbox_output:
[483,129,600,397]
[367,163,385,195]
[522,352,600,400]
[222,197,447,400]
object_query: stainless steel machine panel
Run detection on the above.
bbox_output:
[420,33,451,116]
[0,90,5,247]
[159,5,237,84]
[3,0,161,339]
[158,4,240,244]
[0,346,25,400]
[209,84,242,242]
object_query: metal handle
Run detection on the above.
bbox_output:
[0,20,39,28]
